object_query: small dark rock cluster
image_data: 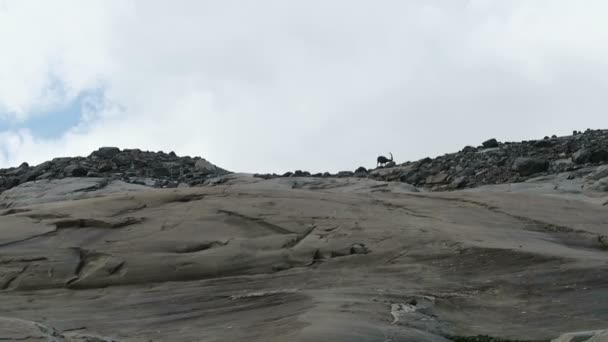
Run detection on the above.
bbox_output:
[254,166,370,180]
[0,147,229,193]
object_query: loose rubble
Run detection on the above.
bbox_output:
[0,147,229,194]
[254,129,608,191]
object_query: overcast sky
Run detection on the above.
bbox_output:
[0,1,607,173]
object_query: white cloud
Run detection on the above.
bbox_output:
[1,0,607,172]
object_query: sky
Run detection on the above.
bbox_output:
[0,1,607,173]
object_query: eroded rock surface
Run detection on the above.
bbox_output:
[1,173,607,341]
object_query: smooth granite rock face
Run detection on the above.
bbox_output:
[0,172,607,341]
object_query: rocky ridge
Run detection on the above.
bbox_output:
[0,147,229,194]
[254,129,608,192]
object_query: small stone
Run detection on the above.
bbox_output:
[350,243,368,255]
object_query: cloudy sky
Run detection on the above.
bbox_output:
[0,1,606,173]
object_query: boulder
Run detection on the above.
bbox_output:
[194,159,217,174]
[337,171,354,177]
[511,157,549,176]
[482,138,499,148]
[534,139,554,147]
[97,162,115,173]
[590,149,608,163]
[64,165,88,177]
[552,329,608,342]
[151,167,171,178]
[426,172,449,184]
[91,147,121,159]
[293,170,311,177]
[573,149,592,164]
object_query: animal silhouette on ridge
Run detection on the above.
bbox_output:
[377,152,393,167]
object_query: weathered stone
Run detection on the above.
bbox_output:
[151,167,171,178]
[337,171,354,177]
[350,243,368,254]
[590,149,608,163]
[426,172,449,184]
[552,329,608,342]
[534,139,554,147]
[293,170,311,177]
[511,157,549,176]
[91,147,121,159]
[97,162,115,173]
[194,159,217,174]
[482,138,499,148]
[64,165,89,177]
[573,149,592,164]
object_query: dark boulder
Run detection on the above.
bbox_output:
[355,166,367,173]
[511,157,549,176]
[534,139,554,148]
[482,139,499,148]
[572,149,591,164]
[151,167,171,178]
[337,171,354,177]
[293,170,311,177]
[97,162,115,173]
[64,165,89,177]
[590,149,608,163]
[91,147,121,159]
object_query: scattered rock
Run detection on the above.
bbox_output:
[426,172,449,184]
[384,161,396,168]
[0,149,229,194]
[482,139,499,148]
[91,147,121,159]
[350,243,368,254]
[573,149,592,164]
[552,329,608,342]
[511,157,549,176]
[194,159,217,174]
[590,149,608,163]
[64,165,89,177]
[293,170,311,177]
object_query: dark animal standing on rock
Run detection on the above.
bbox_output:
[377,152,393,167]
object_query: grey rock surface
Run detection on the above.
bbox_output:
[1,173,607,341]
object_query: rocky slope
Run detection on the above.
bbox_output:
[254,129,608,193]
[0,147,229,195]
[1,133,608,342]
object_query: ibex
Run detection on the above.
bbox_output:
[377,152,393,167]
